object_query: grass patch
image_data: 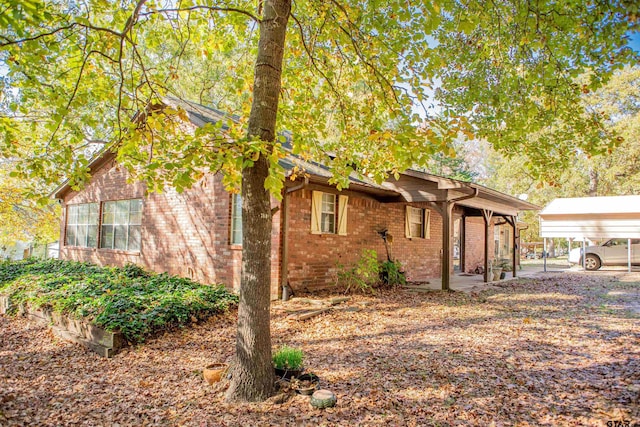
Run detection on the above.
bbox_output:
[0,259,238,343]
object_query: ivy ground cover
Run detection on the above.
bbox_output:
[1,271,638,426]
[0,259,238,343]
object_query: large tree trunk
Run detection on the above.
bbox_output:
[225,0,291,402]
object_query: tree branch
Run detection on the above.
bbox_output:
[139,5,260,23]
[0,24,78,47]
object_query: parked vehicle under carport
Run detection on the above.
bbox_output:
[568,239,640,270]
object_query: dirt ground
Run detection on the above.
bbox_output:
[1,272,638,426]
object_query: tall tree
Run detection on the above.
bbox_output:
[0,162,60,249]
[1,0,637,401]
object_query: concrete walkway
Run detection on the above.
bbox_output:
[405,263,572,293]
[406,261,640,293]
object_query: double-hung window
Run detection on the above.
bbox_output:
[231,193,242,245]
[405,206,430,239]
[320,193,336,234]
[100,199,142,251]
[311,191,348,235]
[65,203,99,247]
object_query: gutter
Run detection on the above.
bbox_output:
[448,186,479,204]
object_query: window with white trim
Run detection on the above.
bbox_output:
[231,193,242,245]
[65,203,99,247]
[100,199,142,251]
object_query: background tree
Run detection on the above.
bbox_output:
[0,161,60,250]
[1,0,637,401]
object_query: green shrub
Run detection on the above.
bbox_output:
[0,259,238,343]
[272,345,304,370]
[379,259,406,287]
[336,249,380,293]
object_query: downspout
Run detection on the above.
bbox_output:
[280,177,309,300]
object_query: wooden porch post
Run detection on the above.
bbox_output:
[504,215,518,278]
[483,209,493,282]
[510,216,517,278]
[440,201,454,291]
[460,215,466,274]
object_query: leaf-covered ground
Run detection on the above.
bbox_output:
[1,272,638,426]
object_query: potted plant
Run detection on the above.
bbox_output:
[273,345,304,380]
[491,259,502,281]
[203,363,229,385]
[500,259,513,279]
[290,372,320,395]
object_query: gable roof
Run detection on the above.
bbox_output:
[52,98,539,215]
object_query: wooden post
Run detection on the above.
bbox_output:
[483,209,493,282]
[441,202,453,291]
[460,215,466,273]
[504,215,518,278]
[628,238,631,272]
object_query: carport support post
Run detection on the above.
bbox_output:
[543,238,547,272]
[628,238,632,272]
[582,239,586,270]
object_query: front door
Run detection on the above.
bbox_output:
[453,217,461,272]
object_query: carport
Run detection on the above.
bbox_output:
[539,196,640,271]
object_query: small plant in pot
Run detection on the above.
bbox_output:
[499,259,513,279]
[290,373,320,395]
[273,345,304,380]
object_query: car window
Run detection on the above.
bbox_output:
[606,239,627,246]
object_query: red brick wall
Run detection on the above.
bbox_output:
[59,159,281,297]
[463,217,486,273]
[284,189,444,292]
[59,159,499,297]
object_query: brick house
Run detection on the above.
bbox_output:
[53,100,538,299]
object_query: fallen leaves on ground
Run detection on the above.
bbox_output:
[1,272,638,426]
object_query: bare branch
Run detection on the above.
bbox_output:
[0,24,78,47]
[139,5,260,23]
[290,13,348,127]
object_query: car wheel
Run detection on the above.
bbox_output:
[584,254,601,271]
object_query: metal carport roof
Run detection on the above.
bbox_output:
[539,196,640,239]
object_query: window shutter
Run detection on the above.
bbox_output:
[424,209,431,239]
[338,195,348,236]
[311,191,323,234]
[405,206,412,238]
